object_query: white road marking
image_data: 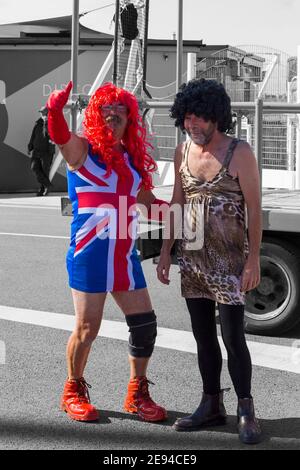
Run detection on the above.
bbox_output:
[0,305,299,374]
[0,196,62,209]
[0,232,69,239]
[0,204,58,210]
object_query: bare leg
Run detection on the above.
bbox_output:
[67,289,107,379]
[111,288,153,378]
[128,356,150,379]
[112,288,167,421]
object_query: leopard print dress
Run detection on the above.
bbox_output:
[177,138,248,305]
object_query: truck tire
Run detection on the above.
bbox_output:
[244,237,300,336]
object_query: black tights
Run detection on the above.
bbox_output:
[186,298,252,399]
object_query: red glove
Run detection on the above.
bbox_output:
[147,198,170,222]
[46,81,72,145]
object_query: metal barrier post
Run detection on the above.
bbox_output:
[236,111,243,139]
[187,53,197,82]
[255,98,263,193]
[287,80,295,173]
[296,45,300,189]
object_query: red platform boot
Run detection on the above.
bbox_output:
[60,378,99,422]
[124,376,167,422]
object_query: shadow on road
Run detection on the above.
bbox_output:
[97,409,188,426]
[0,412,299,449]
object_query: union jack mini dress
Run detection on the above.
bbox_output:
[66,146,146,293]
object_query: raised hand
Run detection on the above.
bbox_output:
[46,81,72,145]
[47,81,72,113]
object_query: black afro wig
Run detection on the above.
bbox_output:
[170,78,233,133]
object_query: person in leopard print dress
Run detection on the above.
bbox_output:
[157,79,262,444]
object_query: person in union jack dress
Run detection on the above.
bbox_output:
[46,81,169,422]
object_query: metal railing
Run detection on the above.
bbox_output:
[65,95,300,189]
[146,100,300,190]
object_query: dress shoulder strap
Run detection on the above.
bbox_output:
[223,138,240,169]
[182,139,192,165]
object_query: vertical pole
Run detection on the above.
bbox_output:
[255,98,263,194]
[71,0,79,132]
[176,0,183,146]
[296,45,300,189]
[113,0,120,85]
[185,53,196,143]
[287,81,293,174]
[143,0,151,98]
[187,52,196,82]
[236,112,242,139]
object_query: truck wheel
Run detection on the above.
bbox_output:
[244,237,300,336]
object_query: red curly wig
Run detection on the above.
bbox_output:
[83,82,157,190]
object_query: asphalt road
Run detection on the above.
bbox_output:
[0,194,299,450]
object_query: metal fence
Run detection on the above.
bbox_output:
[150,107,298,172]
[147,45,299,181]
[146,100,300,189]
[239,113,297,171]
[151,111,176,160]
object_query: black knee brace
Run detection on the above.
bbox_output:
[125,310,157,358]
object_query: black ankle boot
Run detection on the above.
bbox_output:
[173,389,228,432]
[237,397,262,444]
